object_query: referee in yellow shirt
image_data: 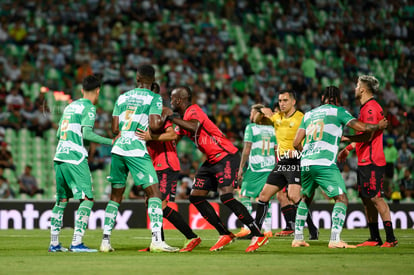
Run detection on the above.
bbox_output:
[254,91,318,239]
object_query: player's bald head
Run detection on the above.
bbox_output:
[172,86,192,102]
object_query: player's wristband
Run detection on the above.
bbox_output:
[346,144,354,151]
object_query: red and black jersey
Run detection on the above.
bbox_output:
[175,104,238,164]
[356,98,386,166]
[147,120,180,171]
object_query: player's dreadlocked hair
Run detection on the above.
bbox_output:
[321,86,342,106]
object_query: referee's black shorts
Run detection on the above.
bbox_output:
[266,158,301,188]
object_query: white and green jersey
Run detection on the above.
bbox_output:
[112,88,162,157]
[244,123,276,172]
[54,98,96,165]
[300,104,355,167]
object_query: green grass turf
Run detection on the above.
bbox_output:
[0,229,412,275]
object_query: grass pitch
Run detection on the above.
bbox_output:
[0,229,412,275]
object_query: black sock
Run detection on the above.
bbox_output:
[164,206,197,239]
[255,200,269,230]
[383,221,396,242]
[306,211,317,232]
[281,205,296,230]
[368,222,381,241]
[161,227,165,241]
[220,193,262,236]
[189,195,231,235]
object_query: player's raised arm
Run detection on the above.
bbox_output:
[260,107,274,119]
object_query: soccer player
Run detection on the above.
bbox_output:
[338,75,398,247]
[255,91,318,239]
[100,64,177,253]
[168,86,268,253]
[135,83,202,252]
[49,74,115,253]
[291,86,388,248]
[235,104,276,239]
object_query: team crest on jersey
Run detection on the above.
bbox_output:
[289,122,295,127]
[156,101,162,108]
[88,112,95,119]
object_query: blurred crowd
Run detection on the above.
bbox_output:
[0,0,413,201]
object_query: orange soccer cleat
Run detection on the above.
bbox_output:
[180,237,202,252]
[245,236,269,252]
[274,229,294,237]
[210,233,236,252]
[380,240,398,248]
[235,227,251,238]
[357,239,382,247]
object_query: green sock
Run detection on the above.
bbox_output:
[263,203,272,232]
[72,200,93,246]
[103,200,120,238]
[240,197,252,230]
[294,201,308,241]
[331,202,347,242]
[50,201,67,246]
[148,197,163,243]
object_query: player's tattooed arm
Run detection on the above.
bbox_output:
[347,118,388,132]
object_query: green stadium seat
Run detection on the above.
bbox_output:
[47,25,56,37]
[101,84,113,101]
[407,87,414,107]
[34,17,44,28]
[30,82,41,101]
[285,34,295,45]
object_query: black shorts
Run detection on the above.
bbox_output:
[157,169,179,202]
[193,153,240,192]
[266,158,301,188]
[357,164,385,198]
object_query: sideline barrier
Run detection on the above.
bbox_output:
[0,200,413,230]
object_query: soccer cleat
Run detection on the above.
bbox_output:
[309,230,319,240]
[274,229,294,237]
[210,233,236,251]
[381,240,398,247]
[235,227,251,238]
[48,243,68,252]
[138,247,150,252]
[264,231,273,238]
[245,236,269,252]
[292,240,310,247]
[150,242,180,253]
[100,239,115,252]
[69,243,98,252]
[180,237,202,252]
[357,239,383,247]
[328,240,357,249]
